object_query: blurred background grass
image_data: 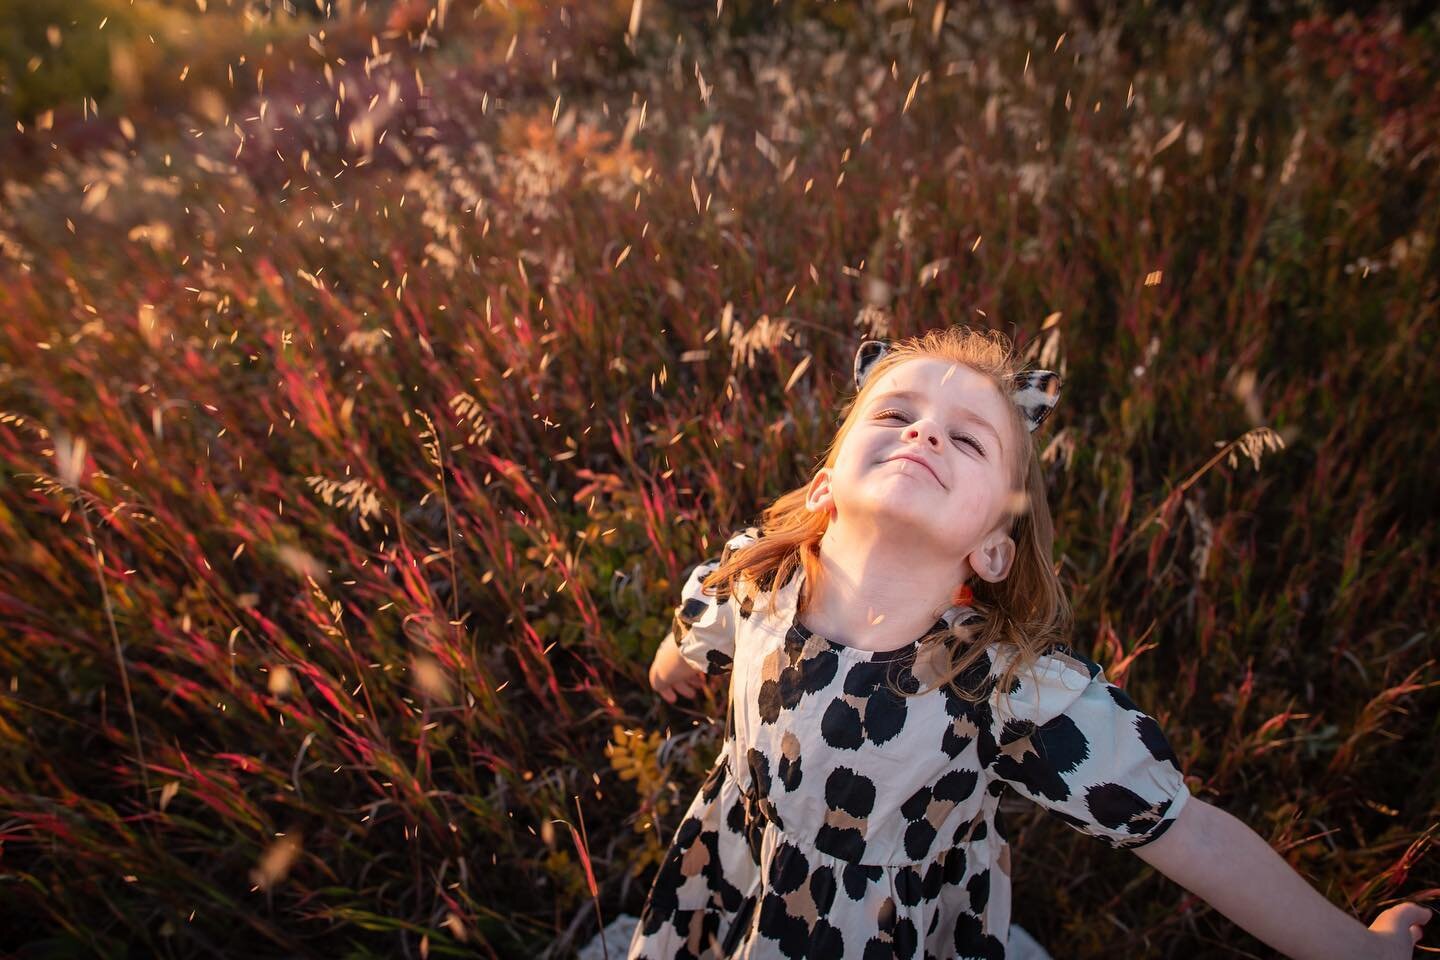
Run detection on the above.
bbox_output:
[1,0,1437,957]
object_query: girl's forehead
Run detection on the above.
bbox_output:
[874,359,1002,405]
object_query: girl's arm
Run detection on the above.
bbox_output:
[1133,795,1430,959]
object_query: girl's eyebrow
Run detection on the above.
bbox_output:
[869,388,1004,454]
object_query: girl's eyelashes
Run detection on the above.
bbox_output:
[874,409,985,455]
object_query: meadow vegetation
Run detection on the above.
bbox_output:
[0,1,1437,956]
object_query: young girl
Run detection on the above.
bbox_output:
[630,327,1433,959]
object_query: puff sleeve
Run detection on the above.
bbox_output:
[982,644,1190,849]
[664,527,760,677]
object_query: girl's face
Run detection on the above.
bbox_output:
[809,357,1020,565]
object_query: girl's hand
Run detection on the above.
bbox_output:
[1368,900,1434,958]
[648,639,708,703]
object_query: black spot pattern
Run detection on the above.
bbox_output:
[816,766,877,861]
[816,654,924,751]
[953,911,1006,960]
[967,868,991,914]
[1106,684,1140,712]
[989,713,1089,803]
[677,596,712,628]
[809,866,837,915]
[900,768,979,860]
[902,815,936,862]
[777,731,804,792]
[815,821,867,861]
[704,648,732,672]
[769,842,809,894]
[842,862,882,901]
[1135,713,1180,766]
[1086,782,1183,845]
[758,628,840,724]
[824,766,876,817]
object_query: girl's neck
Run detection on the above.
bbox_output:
[799,520,968,653]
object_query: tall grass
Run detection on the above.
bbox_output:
[0,1,1436,956]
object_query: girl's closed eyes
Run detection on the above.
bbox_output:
[874,408,987,456]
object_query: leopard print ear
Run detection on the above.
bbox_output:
[1011,369,1062,433]
[853,339,1062,433]
[853,339,890,390]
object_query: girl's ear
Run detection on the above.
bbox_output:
[967,532,1016,584]
[854,340,890,390]
[805,468,837,519]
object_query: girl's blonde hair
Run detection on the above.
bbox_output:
[701,324,1072,701]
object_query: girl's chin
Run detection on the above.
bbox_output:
[852,494,944,520]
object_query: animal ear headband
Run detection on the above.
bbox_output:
[853,339,1062,433]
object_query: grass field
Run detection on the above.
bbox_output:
[1,1,1437,956]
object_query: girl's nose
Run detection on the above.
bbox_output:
[904,423,940,446]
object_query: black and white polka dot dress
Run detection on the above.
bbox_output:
[630,528,1191,959]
